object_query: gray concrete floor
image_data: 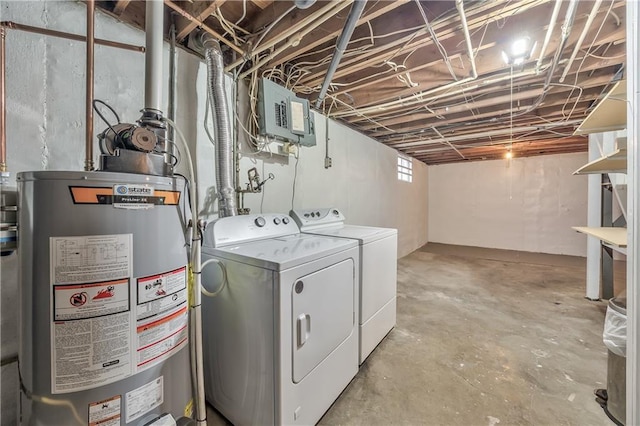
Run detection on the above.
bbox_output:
[208,244,617,425]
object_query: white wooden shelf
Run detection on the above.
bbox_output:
[575,80,626,135]
[572,226,627,248]
[573,148,627,175]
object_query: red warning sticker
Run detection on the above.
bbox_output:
[89,395,121,426]
[53,279,130,321]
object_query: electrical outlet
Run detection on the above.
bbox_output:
[324,157,332,168]
[282,143,298,156]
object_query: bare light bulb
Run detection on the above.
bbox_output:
[505,150,513,159]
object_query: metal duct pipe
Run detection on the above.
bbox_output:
[168,22,177,161]
[559,0,603,82]
[145,0,163,113]
[85,0,95,171]
[315,0,367,108]
[202,34,237,217]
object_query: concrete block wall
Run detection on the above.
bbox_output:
[0,2,429,424]
[428,152,589,256]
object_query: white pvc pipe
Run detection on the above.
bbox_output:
[226,1,350,72]
[145,0,164,112]
[456,0,477,79]
[559,0,603,83]
[536,0,562,72]
[234,1,353,78]
[164,117,207,425]
[626,2,639,423]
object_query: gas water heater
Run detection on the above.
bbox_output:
[17,170,193,425]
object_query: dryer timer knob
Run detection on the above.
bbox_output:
[254,217,266,227]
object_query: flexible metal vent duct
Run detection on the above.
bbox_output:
[202,35,237,217]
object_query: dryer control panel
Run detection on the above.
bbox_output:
[204,213,300,247]
[290,207,345,231]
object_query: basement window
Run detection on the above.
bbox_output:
[397,155,413,183]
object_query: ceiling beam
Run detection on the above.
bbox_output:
[164,0,244,55]
[113,0,131,16]
[298,0,545,88]
[175,0,227,42]
[265,0,412,69]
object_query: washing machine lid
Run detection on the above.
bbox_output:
[290,208,397,243]
[204,233,357,271]
[303,224,397,244]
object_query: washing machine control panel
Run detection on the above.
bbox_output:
[204,213,300,247]
[290,207,345,230]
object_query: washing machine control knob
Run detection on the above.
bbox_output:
[332,209,339,215]
[273,217,281,225]
[254,217,266,227]
[282,217,290,224]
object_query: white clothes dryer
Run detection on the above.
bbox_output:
[290,208,397,364]
[201,213,359,425]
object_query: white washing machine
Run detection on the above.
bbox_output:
[201,213,359,425]
[290,208,397,364]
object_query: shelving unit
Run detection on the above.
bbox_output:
[572,226,627,254]
[573,135,627,300]
[575,80,626,135]
[573,149,627,175]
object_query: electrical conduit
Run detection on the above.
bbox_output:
[315,0,367,108]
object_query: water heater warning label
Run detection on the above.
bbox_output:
[50,234,134,394]
[89,395,121,426]
[53,279,129,321]
[126,376,164,423]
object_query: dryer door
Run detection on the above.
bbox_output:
[291,258,354,383]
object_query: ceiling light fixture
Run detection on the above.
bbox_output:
[502,36,537,66]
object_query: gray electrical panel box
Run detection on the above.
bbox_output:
[257,78,316,146]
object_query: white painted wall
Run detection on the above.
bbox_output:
[428,152,589,256]
[0,2,428,424]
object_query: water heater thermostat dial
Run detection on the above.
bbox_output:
[254,217,266,227]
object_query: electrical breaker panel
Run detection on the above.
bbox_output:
[257,78,316,146]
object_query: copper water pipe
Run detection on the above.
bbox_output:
[0,19,144,174]
[85,0,95,171]
[1,27,6,174]
[0,22,145,53]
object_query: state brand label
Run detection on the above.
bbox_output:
[113,184,155,210]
